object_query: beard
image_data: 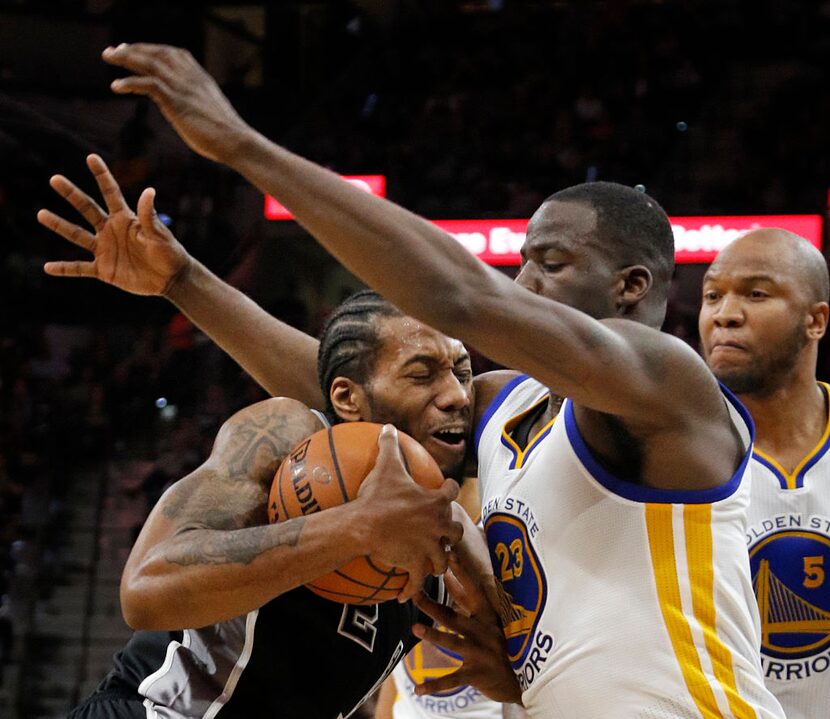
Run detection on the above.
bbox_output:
[713,320,807,396]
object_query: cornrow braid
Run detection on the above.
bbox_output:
[317,290,404,418]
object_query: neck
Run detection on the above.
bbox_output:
[737,370,826,465]
[526,391,564,440]
[545,392,565,418]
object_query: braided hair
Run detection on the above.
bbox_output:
[317,290,404,418]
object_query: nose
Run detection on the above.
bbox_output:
[712,294,745,328]
[515,263,540,294]
[435,371,471,413]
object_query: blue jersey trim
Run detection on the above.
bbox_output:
[795,439,830,488]
[474,374,529,454]
[752,451,790,491]
[563,385,755,504]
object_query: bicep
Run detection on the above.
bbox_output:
[465,288,640,413]
[470,291,722,424]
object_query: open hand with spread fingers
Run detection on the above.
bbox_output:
[38,154,190,296]
[411,553,523,704]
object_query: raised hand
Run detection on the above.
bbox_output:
[355,425,464,602]
[38,154,190,296]
[410,553,522,704]
[102,43,249,163]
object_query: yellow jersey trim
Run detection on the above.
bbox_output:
[500,395,556,469]
[753,382,830,490]
[646,504,756,718]
[684,504,757,719]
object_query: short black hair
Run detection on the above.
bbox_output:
[547,182,675,289]
[316,290,403,417]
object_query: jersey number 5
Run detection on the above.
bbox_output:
[803,555,825,589]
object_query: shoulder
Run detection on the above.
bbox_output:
[208,398,326,486]
[218,397,325,440]
[598,319,724,420]
[473,370,525,429]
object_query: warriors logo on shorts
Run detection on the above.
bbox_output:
[403,632,464,697]
[484,512,547,668]
[749,530,830,660]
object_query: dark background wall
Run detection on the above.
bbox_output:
[1,1,829,716]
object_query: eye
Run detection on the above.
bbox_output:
[702,290,719,302]
[542,262,564,273]
[454,368,473,383]
[749,290,769,300]
[407,372,432,381]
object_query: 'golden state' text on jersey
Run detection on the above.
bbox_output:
[475,375,784,719]
[746,381,830,719]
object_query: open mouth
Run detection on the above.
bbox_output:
[431,430,467,447]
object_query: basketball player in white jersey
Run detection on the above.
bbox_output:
[700,228,830,719]
[63,43,785,718]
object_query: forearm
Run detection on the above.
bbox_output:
[217,132,613,405]
[121,502,366,630]
[453,505,493,581]
[165,258,323,407]
[223,129,500,340]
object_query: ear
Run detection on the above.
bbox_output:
[616,265,653,314]
[329,377,371,422]
[806,302,829,341]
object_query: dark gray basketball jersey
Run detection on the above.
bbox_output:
[107,585,444,718]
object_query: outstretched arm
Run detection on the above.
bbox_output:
[38,155,323,408]
[122,401,462,630]
[101,44,727,429]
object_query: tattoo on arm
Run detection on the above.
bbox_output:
[164,518,305,566]
[157,404,319,566]
[225,413,294,479]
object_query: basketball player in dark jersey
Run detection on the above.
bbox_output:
[39,164,481,719]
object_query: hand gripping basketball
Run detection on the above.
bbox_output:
[268,423,463,604]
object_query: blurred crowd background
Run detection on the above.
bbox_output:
[1,0,830,716]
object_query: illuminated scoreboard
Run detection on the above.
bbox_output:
[264,180,823,264]
[432,215,824,265]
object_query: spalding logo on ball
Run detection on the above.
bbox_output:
[268,422,444,604]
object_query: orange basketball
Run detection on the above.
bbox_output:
[268,421,444,604]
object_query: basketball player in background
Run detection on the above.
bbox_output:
[49,42,784,717]
[700,228,830,719]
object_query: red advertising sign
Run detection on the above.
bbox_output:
[264,175,387,220]
[433,215,824,265]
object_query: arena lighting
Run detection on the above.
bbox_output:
[432,215,824,265]
[262,195,823,265]
[264,175,387,219]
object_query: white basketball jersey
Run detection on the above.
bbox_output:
[391,641,503,719]
[475,375,784,719]
[746,381,830,719]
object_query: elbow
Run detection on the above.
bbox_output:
[120,572,151,630]
[120,565,167,631]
